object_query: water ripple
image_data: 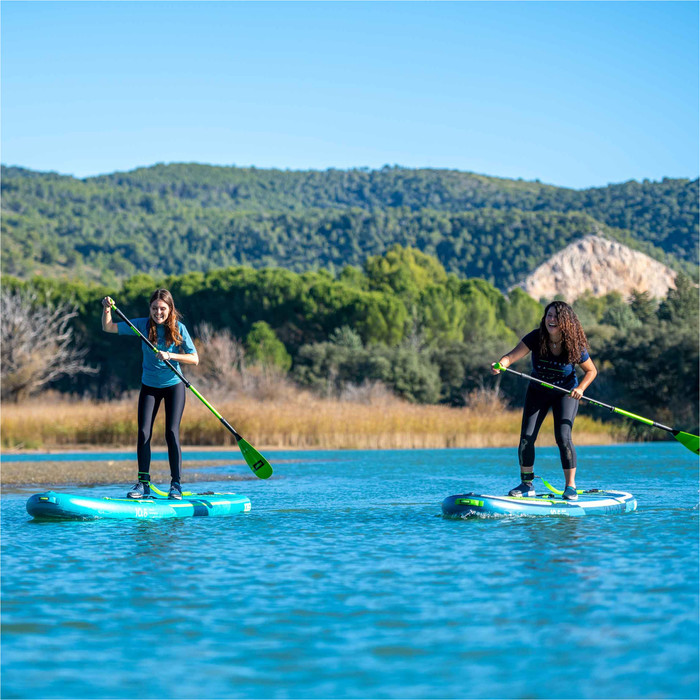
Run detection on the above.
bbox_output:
[2,444,698,699]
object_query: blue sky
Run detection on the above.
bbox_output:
[1,1,698,189]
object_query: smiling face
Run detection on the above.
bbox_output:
[545,306,560,338]
[150,299,170,325]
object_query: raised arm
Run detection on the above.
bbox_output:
[491,340,530,374]
[101,296,118,333]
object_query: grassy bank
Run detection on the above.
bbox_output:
[1,392,619,451]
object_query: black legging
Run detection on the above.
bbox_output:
[137,383,186,483]
[518,384,579,472]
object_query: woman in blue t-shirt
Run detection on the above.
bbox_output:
[101,289,199,500]
[491,301,597,500]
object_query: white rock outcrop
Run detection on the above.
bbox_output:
[514,235,677,302]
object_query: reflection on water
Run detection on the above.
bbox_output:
[2,444,698,699]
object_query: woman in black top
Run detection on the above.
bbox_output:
[492,301,597,500]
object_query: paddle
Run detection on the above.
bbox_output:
[110,302,273,479]
[492,362,699,455]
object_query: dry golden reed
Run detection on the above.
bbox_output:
[1,391,616,451]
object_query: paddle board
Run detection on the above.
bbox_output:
[442,489,637,518]
[27,490,251,520]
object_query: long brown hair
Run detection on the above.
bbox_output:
[538,301,589,364]
[147,289,183,348]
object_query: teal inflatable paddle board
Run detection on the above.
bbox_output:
[442,489,636,518]
[27,490,251,521]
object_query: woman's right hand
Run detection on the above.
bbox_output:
[490,342,528,376]
[491,357,508,375]
[102,296,114,311]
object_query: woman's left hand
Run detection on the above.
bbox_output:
[570,387,584,400]
[157,351,171,362]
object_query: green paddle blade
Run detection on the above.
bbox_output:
[238,438,273,479]
[674,431,700,455]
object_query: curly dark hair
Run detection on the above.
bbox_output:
[147,289,183,348]
[538,301,589,364]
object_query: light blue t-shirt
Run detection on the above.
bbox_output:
[117,318,196,388]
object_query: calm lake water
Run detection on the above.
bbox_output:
[2,444,698,699]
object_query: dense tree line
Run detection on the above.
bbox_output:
[2,165,696,287]
[2,246,697,440]
[93,164,699,258]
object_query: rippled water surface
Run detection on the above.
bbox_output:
[2,444,698,699]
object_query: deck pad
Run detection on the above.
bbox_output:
[442,489,637,517]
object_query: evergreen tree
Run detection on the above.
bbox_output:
[244,321,292,371]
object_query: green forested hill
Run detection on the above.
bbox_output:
[2,164,697,287]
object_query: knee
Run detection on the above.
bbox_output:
[518,435,535,463]
[555,427,573,447]
[519,434,536,450]
[556,434,576,469]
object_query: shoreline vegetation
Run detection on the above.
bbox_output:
[0,392,626,491]
[2,392,620,452]
[1,392,628,488]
